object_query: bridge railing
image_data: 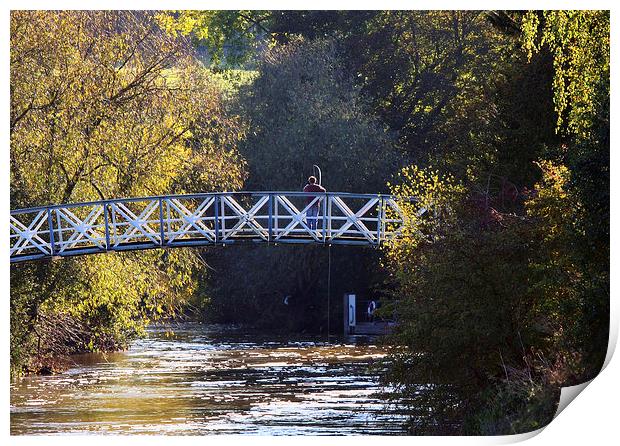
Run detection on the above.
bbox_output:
[10,192,407,263]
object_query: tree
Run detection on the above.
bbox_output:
[382,165,561,434]
[521,9,610,378]
[155,10,271,66]
[199,38,401,330]
[10,11,246,375]
[378,10,609,433]
[236,38,399,192]
[522,11,609,138]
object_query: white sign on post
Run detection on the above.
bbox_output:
[348,294,356,328]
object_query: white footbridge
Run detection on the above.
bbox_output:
[10,192,408,263]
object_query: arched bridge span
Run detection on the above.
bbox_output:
[10,192,407,263]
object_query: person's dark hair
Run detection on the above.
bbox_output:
[308,176,317,184]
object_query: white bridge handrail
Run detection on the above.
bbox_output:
[10,191,409,263]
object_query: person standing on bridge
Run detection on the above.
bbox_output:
[303,176,326,230]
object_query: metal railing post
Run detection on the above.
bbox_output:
[274,196,279,237]
[221,194,227,242]
[110,202,118,248]
[327,195,332,240]
[376,196,383,246]
[47,208,56,256]
[55,208,64,252]
[166,198,171,240]
[158,198,165,246]
[214,194,220,244]
[103,202,111,251]
[322,193,328,244]
[267,193,273,243]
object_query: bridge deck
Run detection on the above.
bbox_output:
[10,191,408,263]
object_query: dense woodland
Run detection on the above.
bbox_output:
[10,10,609,435]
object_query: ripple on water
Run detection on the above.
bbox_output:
[10,324,408,435]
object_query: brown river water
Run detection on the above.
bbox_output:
[10,323,409,435]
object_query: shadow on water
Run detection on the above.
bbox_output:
[11,323,409,435]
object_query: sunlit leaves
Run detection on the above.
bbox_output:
[10,11,247,368]
[386,165,465,254]
[521,11,610,137]
[155,10,271,66]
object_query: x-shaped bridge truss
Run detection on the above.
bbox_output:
[10,192,407,263]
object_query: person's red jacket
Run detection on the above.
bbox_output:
[303,183,326,205]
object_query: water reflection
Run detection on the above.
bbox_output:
[11,323,407,435]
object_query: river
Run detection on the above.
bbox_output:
[10,323,409,435]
